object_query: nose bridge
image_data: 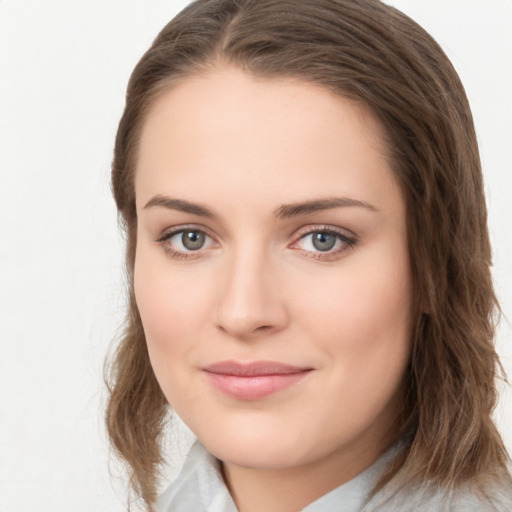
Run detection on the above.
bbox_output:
[215,240,287,339]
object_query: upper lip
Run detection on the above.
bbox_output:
[203,360,312,376]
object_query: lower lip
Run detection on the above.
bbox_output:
[204,371,311,400]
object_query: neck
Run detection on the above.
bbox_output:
[221,434,393,512]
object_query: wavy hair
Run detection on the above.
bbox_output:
[105,0,509,508]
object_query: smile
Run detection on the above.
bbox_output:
[202,361,313,400]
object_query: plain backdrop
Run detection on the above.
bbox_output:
[1,1,511,511]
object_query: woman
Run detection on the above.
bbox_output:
[105,0,512,510]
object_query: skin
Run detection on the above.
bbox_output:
[134,66,413,512]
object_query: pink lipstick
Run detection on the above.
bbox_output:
[203,361,312,400]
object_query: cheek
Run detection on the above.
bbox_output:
[294,245,413,388]
[292,250,413,441]
[133,252,213,412]
[299,249,411,333]
[133,247,209,365]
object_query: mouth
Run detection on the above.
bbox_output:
[202,360,313,400]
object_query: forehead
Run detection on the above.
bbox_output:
[135,66,402,217]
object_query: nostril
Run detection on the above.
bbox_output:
[255,325,272,332]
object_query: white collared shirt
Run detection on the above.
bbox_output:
[155,441,512,512]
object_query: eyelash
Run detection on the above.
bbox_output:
[155,224,215,260]
[292,225,357,260]
[155,224,357,261]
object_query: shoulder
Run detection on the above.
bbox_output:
[365,471,512,512]
[449,476,512,512]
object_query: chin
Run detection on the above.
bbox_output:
[195,419,309,469]
[209,440,304,470]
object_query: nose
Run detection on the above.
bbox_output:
[214,248,289,340]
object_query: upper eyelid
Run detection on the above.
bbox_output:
[155,224,216,242]
[292,224,357,240]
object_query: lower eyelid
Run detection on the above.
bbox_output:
[300,250,349,261]
[161,246,195,259]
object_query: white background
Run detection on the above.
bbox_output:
[0,1,511,510]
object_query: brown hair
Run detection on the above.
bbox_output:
[106,0,509,508]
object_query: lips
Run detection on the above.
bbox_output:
[202,360,313,400]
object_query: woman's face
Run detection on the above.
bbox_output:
[134,67,413,474]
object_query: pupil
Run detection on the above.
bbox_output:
[312,232,336,251]
[182,231,205,250]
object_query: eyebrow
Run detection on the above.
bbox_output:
[143,195,378,218]
[143,195,214,217]
[273,197,378,218]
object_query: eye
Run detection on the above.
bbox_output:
[293,227,356,258]
[178,230,207,250]
[156,227,216,259]
[307,232,338,252]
